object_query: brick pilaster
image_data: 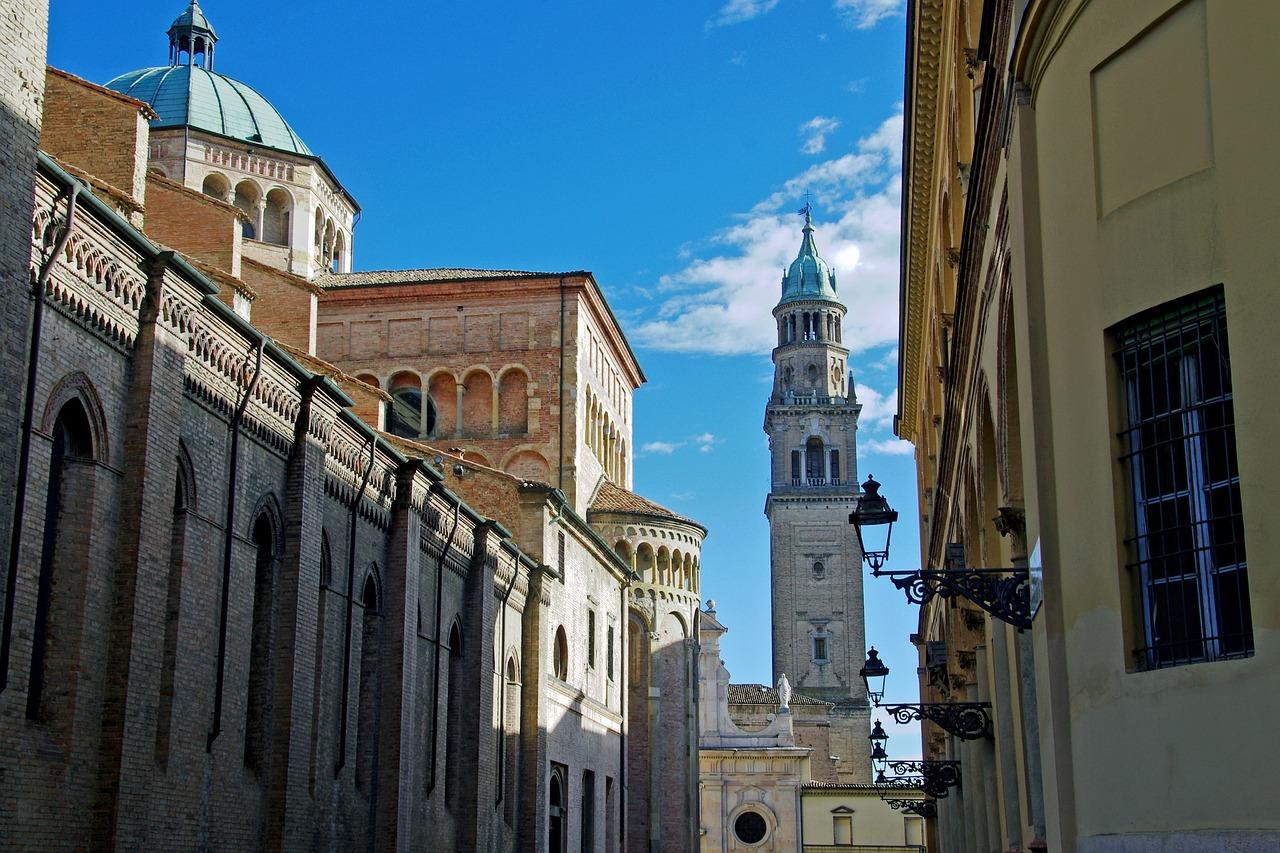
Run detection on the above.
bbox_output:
[90,253,187,850]
[375,461,426,852]
[457,522,501,853]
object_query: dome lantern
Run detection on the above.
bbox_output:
[168,0,218,70]
[779,203,840,307]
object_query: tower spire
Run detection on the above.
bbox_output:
[168,0,218,70]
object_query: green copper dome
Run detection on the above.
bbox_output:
[779,209,839,305]
[105,65,311,156]
[104,2,310,157]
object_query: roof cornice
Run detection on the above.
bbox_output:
[897,0,948,443]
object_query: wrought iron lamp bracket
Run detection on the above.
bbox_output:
[878,760,962,799]
[871,566,1033,630]
[880,701,992,741]
[883,797,938,818]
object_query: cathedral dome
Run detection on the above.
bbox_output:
[104,2,310,157]
[105,65,311,156]
[780,208,839,305]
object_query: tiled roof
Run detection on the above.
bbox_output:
[587,480,705,531]
[727,683,830,706]
[315,268,584,289]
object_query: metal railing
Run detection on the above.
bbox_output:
[803,846,925,853]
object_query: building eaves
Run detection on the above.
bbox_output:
[314,268,588,289]
[587,479,707,534]
[47,66,159,119]
[726,683,831,707]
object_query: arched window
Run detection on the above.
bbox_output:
[355,571,381,790]
[805,437,825,484]
[461,369,494,437]
[502,655,522,824]
[445,618,465,811]
[155,463,190,767]
[263,188,291,246]
[553,625,569,681]
[27,399,94,723]
[498,368,529,434]
[233,180,261,239]
[310,531,334,794]
[331,230,346,273]
[201,172,229,202]
[387,372,433,439]
[244,510,277,777]
[813,561,825,580]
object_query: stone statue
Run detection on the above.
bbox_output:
[777,673,792,713]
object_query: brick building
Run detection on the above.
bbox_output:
[0,2,704,851]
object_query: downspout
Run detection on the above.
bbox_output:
[208,339,265,750]
[558,277,566,491]
[494,545,520,808]
[335,436,376,775]
[1,185,78,693]
[426,491,461,796]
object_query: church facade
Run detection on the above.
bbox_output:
[0,3,702,851]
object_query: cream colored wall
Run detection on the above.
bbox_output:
[799,790,924,847]
[1012,0,1280,845]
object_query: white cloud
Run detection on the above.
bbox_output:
[863,437,915,456]
[854,383,897,430]
[633,111,904,357]
[834,0,903,29]
[708,0,780,28]
[641,440,683,455]
[694,433,719,453]
[799,116,840,155]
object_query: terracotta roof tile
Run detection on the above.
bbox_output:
[315,268,585,289]
[726,683,830,706]
[587,479,705,531]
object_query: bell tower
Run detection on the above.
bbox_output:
[763,206,871,782]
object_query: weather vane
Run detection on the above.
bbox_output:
[798,192,813,220]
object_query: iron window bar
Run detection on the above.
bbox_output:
[1114,287,1251,670]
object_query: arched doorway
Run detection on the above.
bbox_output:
[549,766,567,853]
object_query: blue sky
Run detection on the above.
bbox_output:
[50,0,923,751]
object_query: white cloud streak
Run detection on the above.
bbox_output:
[707,0,780,28]
[633,111,903,358]
[641,441,683,455]
[862,437,915,456]
[799,116,840,155]
[833,0,903,29]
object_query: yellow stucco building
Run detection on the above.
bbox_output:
[893,0,1280,851]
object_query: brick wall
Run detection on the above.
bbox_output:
[241,257,317,354]
[0,0,48,619]
[41,68,149,210]
[143,172,242,276]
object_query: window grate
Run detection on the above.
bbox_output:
[1114,287,1252,670]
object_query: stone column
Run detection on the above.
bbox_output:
[454,384,464,436]
[989,623,1025,850]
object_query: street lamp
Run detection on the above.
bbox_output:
[849,475,897,570]
[869,719,889,774]
[849,477,1034,630]
[861,647,993,741]
[859,647,889,705]
[875,760,963,800]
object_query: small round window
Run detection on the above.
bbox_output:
[734,810,768,845]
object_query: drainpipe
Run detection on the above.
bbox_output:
[1,185,78,693]
[426,490,461,796]
[208,339,265,750]
[335,436,376,775]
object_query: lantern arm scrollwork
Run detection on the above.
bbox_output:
[880,701,992,741]
[877,760,963,799]
[871,566,1033,630]
[883,797,938,818]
